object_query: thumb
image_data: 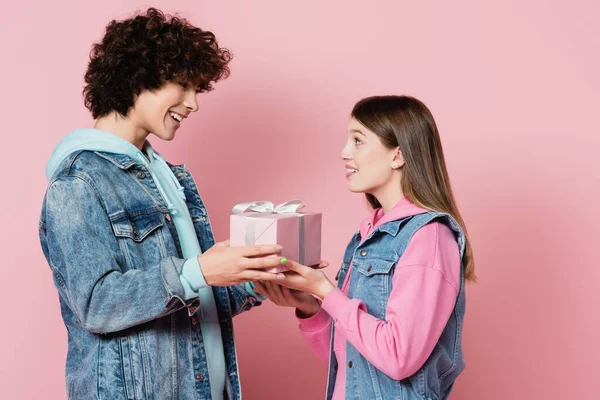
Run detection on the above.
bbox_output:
[283,259,310,276]
[311,260,329,270]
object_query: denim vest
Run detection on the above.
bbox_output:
[39,151,260,399]
[326,212,466,400]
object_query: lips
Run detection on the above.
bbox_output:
[345,165,358,178]
[170,111,186,122]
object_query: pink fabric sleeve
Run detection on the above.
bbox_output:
[320,222,461,380]
[297,308,333,365]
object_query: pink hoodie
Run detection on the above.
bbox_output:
[297,198,461,400]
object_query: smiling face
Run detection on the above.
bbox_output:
[340,117,403,195]
[131,81,199,141]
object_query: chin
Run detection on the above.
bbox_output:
[348,184,367,194]
[153,130,176,141]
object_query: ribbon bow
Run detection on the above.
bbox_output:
[232,200,305,215]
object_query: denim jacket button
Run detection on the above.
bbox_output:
[191,317,197,326]
[165,214,172,222]
[137,171,146,179]
[196,373,204,382]
[360,250,367,257]
[367,266,372,272]
[348,361,353,368]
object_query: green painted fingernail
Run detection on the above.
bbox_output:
[280,258,288,264]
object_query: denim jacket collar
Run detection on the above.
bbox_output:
[93,151,137,170]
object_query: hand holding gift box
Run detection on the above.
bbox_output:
[230,200,322,273]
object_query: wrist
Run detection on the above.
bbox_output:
[314,279,335,300]
[197,255,213,286]
[297,300,321,319]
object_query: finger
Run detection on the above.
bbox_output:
[261,281,276,300]
[241,270,285,282]
[253,280,266,295]
[277,271,305,290]
[280,285,294,298]
[280,285,300,306]
[267,281,285,304]
[310,261,329,270]
[244,256,288,270]
[239,244,283,258]
[282,259,311,276]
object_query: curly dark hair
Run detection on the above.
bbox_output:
[83,8,232,118]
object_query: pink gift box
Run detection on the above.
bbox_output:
[230,201,322,273]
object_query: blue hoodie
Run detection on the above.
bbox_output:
[46,128,229,400]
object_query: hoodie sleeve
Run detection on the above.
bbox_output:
[180,257,206,299]
[42,175,194,334]
[297,307,333,364]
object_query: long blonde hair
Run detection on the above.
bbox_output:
[352,95,476,282]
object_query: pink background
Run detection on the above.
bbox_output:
[1,1,598,399]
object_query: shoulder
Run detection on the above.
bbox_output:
[397,220,461,290]
[50,150,129,183]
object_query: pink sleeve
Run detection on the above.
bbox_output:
[297,308,332,365]
[320,221,460,380]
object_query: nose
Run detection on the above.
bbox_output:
[184,89,199,113]
[340,142,352,161]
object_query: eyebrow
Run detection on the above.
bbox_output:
[349,129,366,137]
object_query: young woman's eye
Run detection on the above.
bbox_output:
[354,138,362,145]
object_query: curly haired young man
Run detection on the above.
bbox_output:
[39,8,287,400]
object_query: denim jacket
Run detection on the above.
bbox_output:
[39,150,261,399]
[328,212,466,400]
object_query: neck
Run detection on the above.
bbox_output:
[94,112,149,150]
[371,178,405,214]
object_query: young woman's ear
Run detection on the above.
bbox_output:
[391,147,405,169]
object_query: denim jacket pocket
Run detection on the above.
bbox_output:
[354,258,395,277]
[110,210,164,242]
[109,210,168,271]
[349,259,397,319]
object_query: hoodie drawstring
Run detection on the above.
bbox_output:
[150,151,187,201]
[136,151,184,215]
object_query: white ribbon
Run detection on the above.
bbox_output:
[232,200,305,215]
